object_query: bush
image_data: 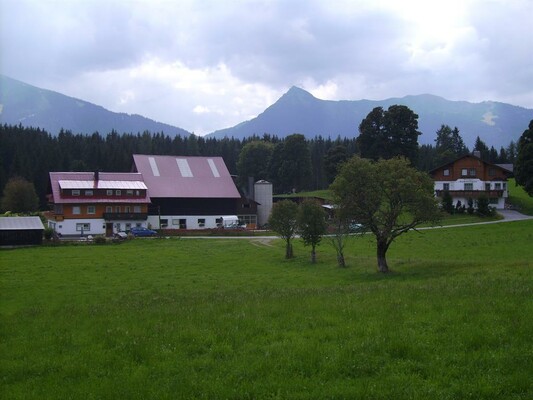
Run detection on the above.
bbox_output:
[94,236,107,245]
[476,195,495,217]
[43,227,54,241]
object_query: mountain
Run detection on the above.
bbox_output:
[209,86,533,147]
[0,75,191,137]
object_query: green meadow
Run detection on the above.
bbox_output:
[1,220,532,399]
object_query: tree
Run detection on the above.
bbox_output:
[236,140,274,189]
[435,125,468,164]
[515,120,533,196]
[441,190,454,214]
[270,134,312,193]
[268,200,299,259]
[1,177,39,213]
[297,199,328,263]
[328,208,353,268]
[324,144,349,184]
[474,136,490,160]
[330,157,441,273]
[357,105,421,164]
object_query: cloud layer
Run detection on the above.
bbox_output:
[1,0,532,135]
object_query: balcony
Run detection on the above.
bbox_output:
[103,213,148,221]
[435,190,505,198]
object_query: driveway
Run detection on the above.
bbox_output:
[498,209,533,221]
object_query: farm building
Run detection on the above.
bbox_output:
[47,172,151,236]
[132,155,269,230]
[0,216,44,246]
[430,153,512,210]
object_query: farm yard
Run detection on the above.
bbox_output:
[1,220,532,399]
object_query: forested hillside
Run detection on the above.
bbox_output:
[0,124,517,209]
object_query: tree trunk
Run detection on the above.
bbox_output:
[285,240,293,259]
[376,238,389,273]
[337,252,346,268]
[311,245,316,263]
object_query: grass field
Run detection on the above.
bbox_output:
[508,178,533,215]
[1,220,532,399]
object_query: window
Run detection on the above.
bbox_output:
[488,168,496,177]
[116,190,121,196]
[106,206,112,213]
[127,190,133,196]
[85,190,93,196]
[87,206,96,214]
[198,218,206,228]
[172,219,180,226]
[485,183,491,191]
[464,183,473,190]
[107,189,113,196]
[72,206,81,215]
[136,190,140,196]
[443,183,450,191]
[461,168,468,176]
[125,206,131,213]
[76,223,90,232]
[72,189,80,196]
[125,223,131,231]
[54,204,63,214]
[179,219,187,229]
[495,183,502,190]
[115,206,121,213]
[503,182,507,190]
[134,206,141,213]
[160,219,168,228]
[469,168,476,177]
[443,169,450,176]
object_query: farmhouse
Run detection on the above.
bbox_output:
[47,171,151,236]
[132,154,268,230]
[430,153,512,209]
[0,216,44,246]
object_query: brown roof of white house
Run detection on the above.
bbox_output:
[132,154,240,199]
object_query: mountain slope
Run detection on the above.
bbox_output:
[0,75,190,137]
[209,87,533,147]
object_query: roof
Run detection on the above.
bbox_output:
[0,216,44,231]
[132,154,241,199]
[429,154,512,176]
[49,172,150,204]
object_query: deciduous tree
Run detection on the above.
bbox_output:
[1,177,39,213]
[330,157,441,273]
[297,199,328,263]
[268,200,298,259]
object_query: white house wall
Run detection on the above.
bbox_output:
[48,218,149,236]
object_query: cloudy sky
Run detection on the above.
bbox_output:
[1,0,532,135]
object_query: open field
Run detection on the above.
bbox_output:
[1,220,532,399]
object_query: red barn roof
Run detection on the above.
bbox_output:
[132,154,240,199]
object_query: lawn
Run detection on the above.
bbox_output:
[1,221,532,399]
[508,178,533,215]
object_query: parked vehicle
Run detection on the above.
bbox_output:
[130,227,158,237]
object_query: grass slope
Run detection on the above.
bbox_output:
[508,178,533,215]
[1,221,532,399]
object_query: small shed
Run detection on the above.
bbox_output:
[0,216,45,246]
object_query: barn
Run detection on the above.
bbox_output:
[0,216,45,246]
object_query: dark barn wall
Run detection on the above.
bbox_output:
[0,230,43,246]
[149,198,239,215]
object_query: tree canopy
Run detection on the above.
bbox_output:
[330,156,441,273]
[297,199,328,263]
[268,200,299,259]
[1,177,39,213]
[515,120,533,196]
[357,105,421,164]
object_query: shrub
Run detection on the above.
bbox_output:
[43,227,54,241]
[94,236,107,245]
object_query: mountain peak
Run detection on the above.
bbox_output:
[277,86,317,105]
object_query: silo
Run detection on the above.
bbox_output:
[254,180,273,227]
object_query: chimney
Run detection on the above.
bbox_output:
[473,150,481,158]
[94,171,99,189]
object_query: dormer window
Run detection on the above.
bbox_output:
[72,189,80,196]
[116,190,121,196]
[443,169,450,176]
[85,190,93,196]
[106,190,113,196]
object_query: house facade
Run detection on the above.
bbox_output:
[430,154,511,209]
[47,172,151,236]
[131,154,260,230]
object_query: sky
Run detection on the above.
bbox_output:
[1,0,532,135]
